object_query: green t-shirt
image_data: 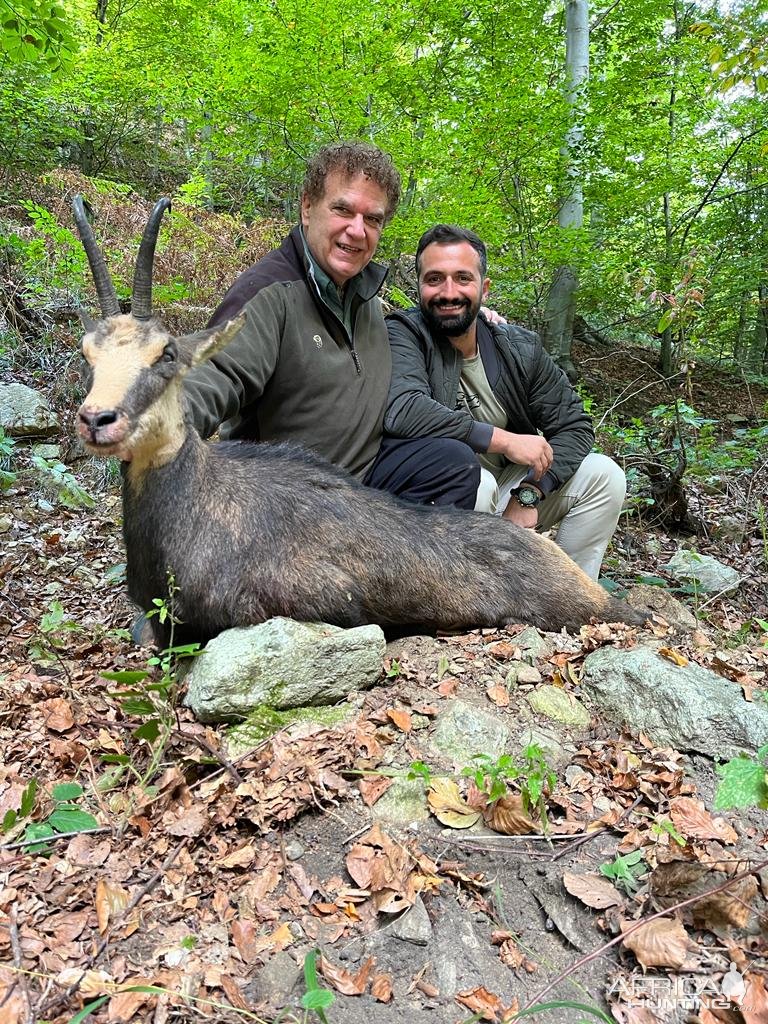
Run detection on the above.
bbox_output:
[458,352,507,476]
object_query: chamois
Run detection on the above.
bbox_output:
[74,197,647,648]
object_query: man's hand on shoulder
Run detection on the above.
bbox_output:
[480,305,507,325]
[488,428,553,480]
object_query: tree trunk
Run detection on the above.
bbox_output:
[542,0,588,377]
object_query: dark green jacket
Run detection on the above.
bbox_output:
[384,308,594,495]
[184,227,391,479]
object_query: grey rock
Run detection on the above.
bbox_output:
[284,840,305,861]
[371,778,429,825]
[506,663,542,686]
[242,950,301,1007]
[665,549,741,596]
[184,617,385,722]
[626,584,697,630]
[516,726,575,771]
[0,383,59,437]
[0,516,11,533]
[429,699,509,765]
[31,442,61,460]
[582,646,768,758]
[386,896,432,945]
[525,685,591,728]
[515,627,555,662]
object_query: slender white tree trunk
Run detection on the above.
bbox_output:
[542,0,589,378]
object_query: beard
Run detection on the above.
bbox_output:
[420,295,481,337]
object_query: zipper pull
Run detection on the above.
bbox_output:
[351,349,361,374]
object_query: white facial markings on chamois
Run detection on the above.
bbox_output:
[125,382,187,485]
[82,317,169,412]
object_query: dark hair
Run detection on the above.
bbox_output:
[415,224,488,278]
[302,141,402,223]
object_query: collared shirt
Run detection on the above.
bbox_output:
[300,227,360,338]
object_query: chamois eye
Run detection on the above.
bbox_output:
[161,346,176,363]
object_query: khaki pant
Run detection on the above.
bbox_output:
[474,453,626,580]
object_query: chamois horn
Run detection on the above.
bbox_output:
[71,195,121,318]
[131,198,171,322]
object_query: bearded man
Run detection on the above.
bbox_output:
[383,224,627,579]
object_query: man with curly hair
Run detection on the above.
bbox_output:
[184,141,481,508]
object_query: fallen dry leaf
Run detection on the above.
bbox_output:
[436,677,460,696]
[650,860,758,931]
[370,971,393,1002]
[484,794,536,835]
[386,709,412,732]
[620,916,690,969]
[563,872,624,909]
[95,879,129,936]
[219,845,256,870]
[740,972,768,1024]
[40,697,75,732]
[358,776,392,807]
[669,797,738,844]
[427,778,481,829]
[319,954,375,995]
[456,985,506,1021]
[486,682,510,707]
[56,967,114,996]
[659,647,688,667]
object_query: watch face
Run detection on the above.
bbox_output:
[516,486,540,508]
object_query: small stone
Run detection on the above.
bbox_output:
[510,663,542,686]
[411,713,430,731]
[31,443,61,460]
[515,627,555,662]
[284,840,305,861]
[0,516,11,533]
[372,778,429,825]
[664,549,741,596]
[525,685,591,728]
[430,699,509,764]
[387,896,432,945]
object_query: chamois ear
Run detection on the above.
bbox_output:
[176,313,246,369]
[77,307,97,333]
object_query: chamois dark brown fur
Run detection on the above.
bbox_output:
[73,197,648,647]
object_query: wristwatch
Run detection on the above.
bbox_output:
[512,484,542,509]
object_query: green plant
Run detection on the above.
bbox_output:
[600,849,646,894]
[300,949,334,1023]
[1,780,99,854]
[714,745,768,811]
[14,200,88,296]
[0,427,17,490]
[462,744,557,830]
[651,817,686,846]
[406,760,433,785]
[101,583,202,790]
[28,599,85,663]
[30,454,95,509]
[385,658,402,678]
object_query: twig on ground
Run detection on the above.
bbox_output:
[8,906,33,1024]
[519,855,768,1012]
[551,795,643,862]
[173,728,244,786]
[0,826,111,851]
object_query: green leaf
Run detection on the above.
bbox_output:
[48,807,100,833]
[301,989,336,1011]
[20,778,38,817]
[101,670,150,684]
[119,697,157,716]
[2,808,17,832]
[52,782,84,802]
[22,821,56,853]
[133,720,162,743]
[714,756,768,810]
[512,999,614,1022]
[68,995,110,1023]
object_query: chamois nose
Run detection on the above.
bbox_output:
[79,407,118,430]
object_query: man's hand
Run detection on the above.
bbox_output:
[489,428,553,480]
[481,305,508,325]
[502,497,538,529]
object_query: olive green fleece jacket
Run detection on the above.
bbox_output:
[183,227,391,479]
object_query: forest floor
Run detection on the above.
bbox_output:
[1,208,768,1023]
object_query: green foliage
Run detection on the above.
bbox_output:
[100,581,202,790]
[1,779,99,854]
[600,849,646,894]
[510,1000,614,1023]
[28,599,84,662]
[651,817,686,846]
[714,745,768,811]
[463,744,557,829]
[406,760,433,785]
[301,949,334,1023]
[11,200,88,296]
[0,427,16,490]
[30,454,95,508]
[0,0,74,68]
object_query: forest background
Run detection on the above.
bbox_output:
[2,0,768,381]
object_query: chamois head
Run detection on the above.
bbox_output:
[72,197,242,465]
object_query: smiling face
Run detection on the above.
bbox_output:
[418,241,490,339]
[300,170,387,287]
